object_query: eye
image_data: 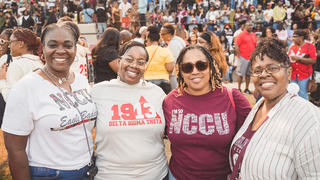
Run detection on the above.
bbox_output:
[64,44,74,49]
[47,44,57,48]
[137,60,146,66]
[253,68,263,74]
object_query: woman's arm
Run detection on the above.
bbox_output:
[4,132,31,180]
[165,62,174,74]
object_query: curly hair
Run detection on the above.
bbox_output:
[12,28,41,56]
[199,31,228,76]
[250,37,290,67]
[176,45,222,95]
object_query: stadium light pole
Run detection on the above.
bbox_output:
[59,0,64,17]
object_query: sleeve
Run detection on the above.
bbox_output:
[308,43,317,60]
[295,123,320,179]
[164,48,174,64]
[232,89,252,131]
[2,62,24,101]
[1,80,33,135]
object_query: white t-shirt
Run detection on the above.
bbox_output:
[91,79,168,180]
[0,54,43,101]
[1,72,97,170]
[119,2,132,17]
[70,44,90,77]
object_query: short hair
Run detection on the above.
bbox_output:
[41,22,80,45]
[119,41,149,62]
[176,45,222,94]
[162,23,175,35]
[293,29,308,40]
[250,38,290,67]
[147,25,160,42]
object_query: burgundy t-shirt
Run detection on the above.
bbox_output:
[163,87,251,180]
[230,124,256,180]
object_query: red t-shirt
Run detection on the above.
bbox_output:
[288,42,316,80]
[235,30,257,60]
[163,87,251,180]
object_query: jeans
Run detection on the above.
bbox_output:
[97,22,107,39]
[226,66,236,82]
[159,0,166,10]
[168,169,177,180]
[30,165,89,180]
[291,76,310,100]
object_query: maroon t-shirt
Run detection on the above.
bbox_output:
[230,124,256,180]
[163,87,251,180]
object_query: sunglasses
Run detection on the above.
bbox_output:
[181,60,209,74]
[0,38,9,45]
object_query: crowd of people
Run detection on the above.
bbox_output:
[0,0,319,180]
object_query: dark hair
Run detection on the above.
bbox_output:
[176,45,222,94]
[250,38,290,67]
[57,16,74,23]
[147,25,160,42]
[293,29,308,40]
[41,22,80,45]
[12,28,41,55]
[92,27,120,58]
[261,26,275,37]
[162,23,175,35]
[119,41,149,61]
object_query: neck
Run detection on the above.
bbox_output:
[150,41,158,45]
[184,85,212,96]
[263,90,287,110]
[45,65,69,78]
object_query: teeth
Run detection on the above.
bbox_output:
[191,77,202,83]
[55,58,66,62]
[261,82,274,88]
[127,71,138,77]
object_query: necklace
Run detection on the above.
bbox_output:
[43,67,71,85]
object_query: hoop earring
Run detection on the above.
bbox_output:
[142,75,146,86]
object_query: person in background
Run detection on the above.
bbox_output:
[229,37,320,180]
[163,45,251,180]
[160,23,186,90]
[235,20,257,94]
[0,28,43,101]
[92,27,120,83]
[119,29,132,49]
[133,26,147,44]
[197,31,228,77]
[288,29,316,100]
[145,25,174,94]
[92,41,168,179]
[2,22,97,180]
[261,26,275,38]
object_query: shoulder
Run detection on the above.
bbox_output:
[163,89,179,104]
[11,72,40,92]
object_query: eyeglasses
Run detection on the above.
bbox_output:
[121,56,146,68]
[181,60,209,74]
[0,38,9,45]
[252,64,288,77]
[9,40,20,44]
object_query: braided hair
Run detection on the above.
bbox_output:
[176,45,223,95]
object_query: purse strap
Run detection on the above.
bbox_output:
[145,46,159,73]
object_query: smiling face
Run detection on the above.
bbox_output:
[9,34,24,57]
[43,28,76,76]
[0,33,9,56]
[181,49,211,95]
[118,46,147,85]
[252,55,291,102]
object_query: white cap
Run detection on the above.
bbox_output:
[139,26,147,35]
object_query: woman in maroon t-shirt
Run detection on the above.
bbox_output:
[163,45,251,180]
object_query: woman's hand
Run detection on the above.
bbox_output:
[0,63,8,80]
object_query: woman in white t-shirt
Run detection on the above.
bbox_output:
[91,41,168,180]
[2,22,97,180]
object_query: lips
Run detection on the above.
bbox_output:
[190,77,203,83]
[126,69,139,78]
[260,81,275,88]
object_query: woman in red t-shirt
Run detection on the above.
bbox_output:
[163,45,251,180]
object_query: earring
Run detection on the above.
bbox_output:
[142,76,146,86]
[117,72,120,80]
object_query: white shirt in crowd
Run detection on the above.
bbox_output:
[0,54,43,101]
[119,1,132,17]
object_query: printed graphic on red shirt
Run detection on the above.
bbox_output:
[109,96,162,127]
[168,109,230,136]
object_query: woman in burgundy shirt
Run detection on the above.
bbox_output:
[163,45,251,180]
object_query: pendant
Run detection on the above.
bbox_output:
[58,79,63,84]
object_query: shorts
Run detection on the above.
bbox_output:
[236,56,251,77]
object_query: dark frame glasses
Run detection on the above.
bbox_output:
[181,60,209,74]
